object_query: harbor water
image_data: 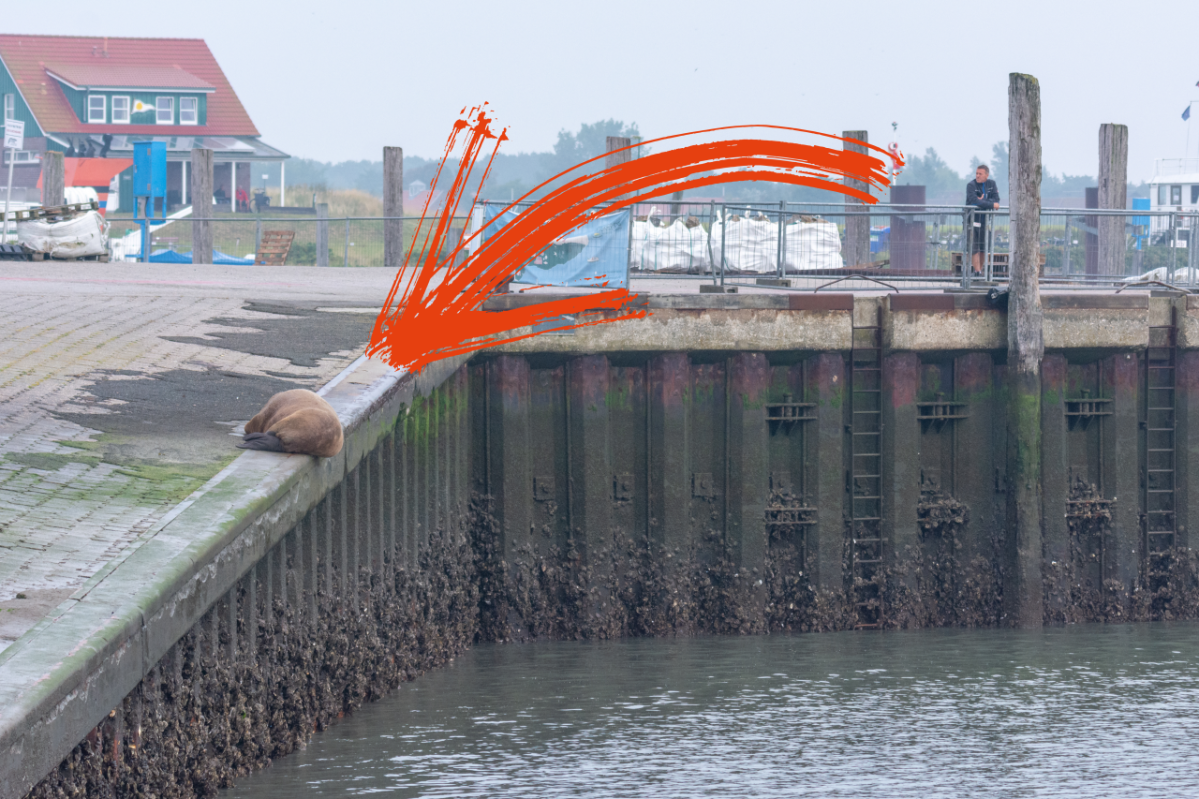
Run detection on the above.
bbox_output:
[223,623,1199,798]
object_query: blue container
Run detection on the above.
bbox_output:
[133,141,167,198]
[869,226,890,254]
[1132,198,1150,249]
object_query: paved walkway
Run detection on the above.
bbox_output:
[0,265,401,651]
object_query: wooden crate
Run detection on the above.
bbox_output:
[256,230,295,266]
[0,201,98,223]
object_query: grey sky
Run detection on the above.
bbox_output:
[9,0,1197,183]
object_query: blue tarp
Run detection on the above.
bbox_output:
[869,226,890,255]
[149,249,255,265]
[480,205,630,288]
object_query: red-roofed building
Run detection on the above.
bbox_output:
[0,33,287,211]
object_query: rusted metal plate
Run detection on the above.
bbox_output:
[788,293,853,311]
[889,294,955,312]
[1042,295,1148,310]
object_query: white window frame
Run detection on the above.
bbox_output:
[3,93,13,121]
[1158,185,1167,205]
[179,96,198,125]
[156,96,174,125]
[3,150,42,165]
[87,94,106,124]
[1171,185,1182,206]
[111,95,130,124]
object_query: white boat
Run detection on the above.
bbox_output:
[1147,158,1199,246]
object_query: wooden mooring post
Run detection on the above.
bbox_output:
[1005,73,1045,628]
[41,151,64,208]
[383,146,403,267]
[842,130,870,269]
[1098,123,1129,277]
[191,148,213,265]
[316,203,330,267]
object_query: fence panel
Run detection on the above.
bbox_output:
[104,215,469,266]
[95,203,1198,293]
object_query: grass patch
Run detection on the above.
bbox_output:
[113,455,236,486]
[5,447,239,508]
[7,452,102,471]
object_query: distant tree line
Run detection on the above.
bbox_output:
[273,125,1144,207]
[897,141,1148,207]
[273,120,640,205]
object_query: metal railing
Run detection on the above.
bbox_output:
[95,202,1199,292]
[971,207,1199,290]
[626,202,1199,292]
[673,202,972,291]
[107,214,471,266]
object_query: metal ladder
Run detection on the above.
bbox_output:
[849,310,884,628]
[1145,310,1177,572]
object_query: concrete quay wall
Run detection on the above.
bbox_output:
[484,291,1162,354]
[477,291,1199,635]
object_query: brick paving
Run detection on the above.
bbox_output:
[0,265,400,651]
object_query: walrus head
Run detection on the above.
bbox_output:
[238,389,344,458]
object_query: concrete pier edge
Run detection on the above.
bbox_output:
[0,352,468,799]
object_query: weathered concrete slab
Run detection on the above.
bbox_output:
[886,299,1006,351]
[0,265,402,652]
[489,308,856,353]
[1043,295,1149,351]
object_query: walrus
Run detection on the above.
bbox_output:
[237,389,343,457]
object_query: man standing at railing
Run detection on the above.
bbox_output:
[966,164,1001,275]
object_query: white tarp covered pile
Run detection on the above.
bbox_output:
[1123,265,1199,284]
[632,210,844,273]
[630,213,713,272]
[715,215,777,273]
[17,210,109,259]
[783,217,844,271]
[714,214,845,273]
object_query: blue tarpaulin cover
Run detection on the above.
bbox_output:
[480,205,629,288]
[149,249,255,265]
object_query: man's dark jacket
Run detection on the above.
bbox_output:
[966,178,1000,209]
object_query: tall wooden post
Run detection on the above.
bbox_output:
[191,148,213,265]
[41,151,65,207]
[1084,187,1099,275]
[383,146,403,267]
[605,136,632,208]
[604,136,632,170]
[1098,123,1129,277]
[842,130,870,269]
[316,203,329,267]
[1005,73,1044,628]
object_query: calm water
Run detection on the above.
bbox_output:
[224,624,1199,798]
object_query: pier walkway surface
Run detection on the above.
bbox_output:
[0,265,402,652]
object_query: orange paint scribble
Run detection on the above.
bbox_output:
[368,107,899,374]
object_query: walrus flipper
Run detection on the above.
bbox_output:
[238,431,286,452]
